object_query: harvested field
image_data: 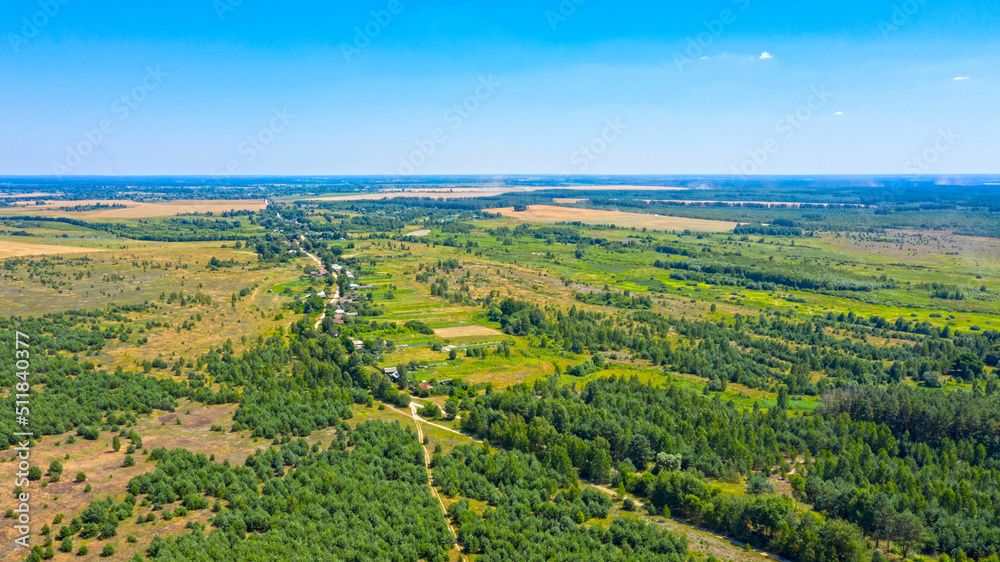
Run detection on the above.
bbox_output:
[1,199,267,218]
[0,192,57,198]
[486,205,738,232]
[561,185,687,191]
[642,199,870,208]
[306,190,509,201]
[0,241,105,257]
[434,325,502,338]
[304,185,689,202]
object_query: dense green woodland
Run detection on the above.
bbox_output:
[436,445,688,561]
[460,377,1000,559]
[136,422,454,561]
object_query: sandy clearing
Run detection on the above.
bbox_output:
[434,325,502,337]
[0,192,58,198]
[405,229,431,236]
[2,199,267,218]
[0,241,105,257]
[486,205,738,232]
[303,185,688,202]
[643,199,871,208]
[307,191,509,201]
[561,185,687,191]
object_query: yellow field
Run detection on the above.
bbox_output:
[0,192,57,198]
[486,205,738,232]
[433,325,502,338]
[306,190,509,201]
[1,199,267,218]
[0,241,105,258]
[303,185,689,202]
[642,199,864,207]
[561,185,687,191]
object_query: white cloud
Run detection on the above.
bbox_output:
[834,111,844,115]
[953,76,970,81]
[759,52,773,60]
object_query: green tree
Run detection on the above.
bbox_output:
[587,437,612,483]
[444,398,459,419]
[746,473,774,496]
[48,460,63,482]
[627,434,653,471]
[892,511,927,559]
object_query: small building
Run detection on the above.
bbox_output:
[418,382,433,391]
[334,309,345,315]
[317,291,326,298]
[351,339,364,350]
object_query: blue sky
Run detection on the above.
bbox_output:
[1,0,998,176]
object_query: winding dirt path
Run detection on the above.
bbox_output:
[304,250,340,330]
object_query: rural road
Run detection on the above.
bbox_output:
[396,400,788,562]
[304,250,340,330]
[588,483,789,562]
[402,402,468,562]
